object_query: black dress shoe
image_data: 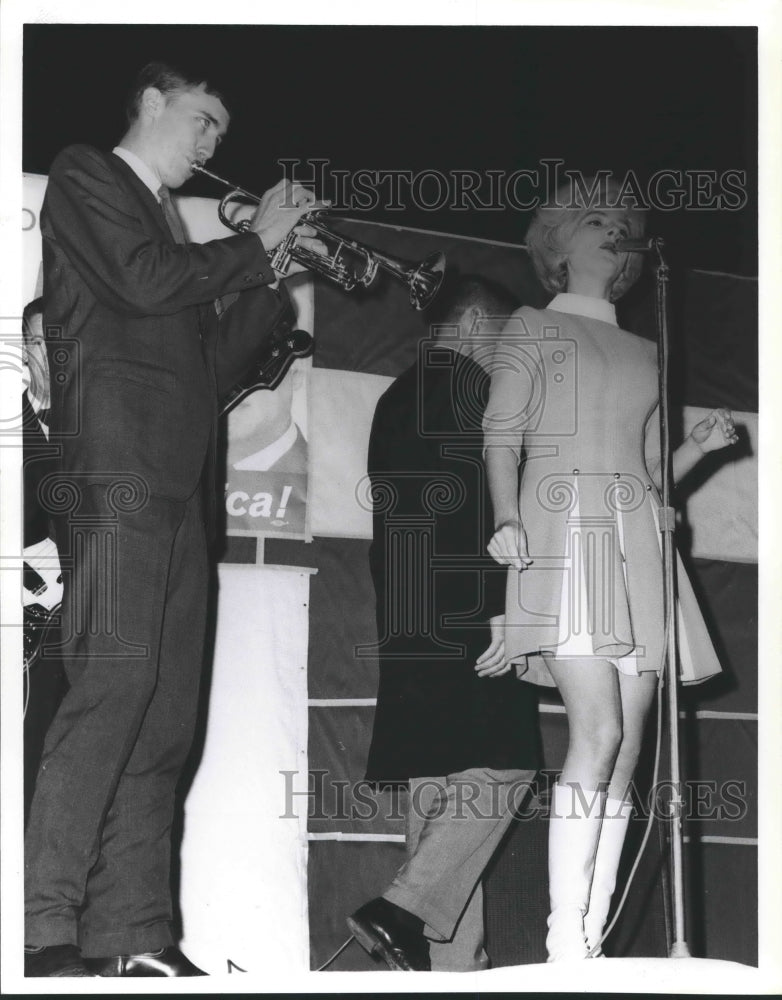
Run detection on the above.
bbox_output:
[347,897,430,971]
[84,946,207,976]
[24,944,97,977]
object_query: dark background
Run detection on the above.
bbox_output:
[23,24,756,275]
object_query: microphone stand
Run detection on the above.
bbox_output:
[650,237,691,958]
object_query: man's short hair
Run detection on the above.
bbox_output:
[125,61,227,124]
[425,274,519,328]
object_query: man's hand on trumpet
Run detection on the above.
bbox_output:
[250,178,329,278]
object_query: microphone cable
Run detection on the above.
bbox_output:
[315,933,357,971]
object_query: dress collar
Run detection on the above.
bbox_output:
[112,146,162,202]
[547,292,617,327]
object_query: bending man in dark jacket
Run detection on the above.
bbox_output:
[348,277,541,971]
[24,61,323,978]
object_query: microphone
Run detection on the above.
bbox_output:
[614,237,660,253]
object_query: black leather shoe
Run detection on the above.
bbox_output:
[24,944,97,977]
[84,946,207,977]
[347,897,430,971]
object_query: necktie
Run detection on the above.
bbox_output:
[158,186,187,244]
[159,185,204,340]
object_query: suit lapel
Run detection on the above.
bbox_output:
[107,150,219,366]
[107,151,173,244]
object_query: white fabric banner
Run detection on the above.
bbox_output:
[178,564,310,975]
[308,367,393,539]
[681,407,758,563]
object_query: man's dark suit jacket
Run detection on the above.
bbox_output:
[364,347,541,782]
[41,144,290,503]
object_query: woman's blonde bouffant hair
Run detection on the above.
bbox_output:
[526,176,647,302]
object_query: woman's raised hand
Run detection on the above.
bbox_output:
[691,408,739,453]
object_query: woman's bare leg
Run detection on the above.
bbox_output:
[543,657,621,959]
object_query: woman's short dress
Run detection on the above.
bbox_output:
[483,293,721,688]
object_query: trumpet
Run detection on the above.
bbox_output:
[191,163,445,311]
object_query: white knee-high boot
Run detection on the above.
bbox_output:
[545,782,606,961]
[583,796,632,956]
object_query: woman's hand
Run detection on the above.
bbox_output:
[475,615,513,678]
[488,519,533,570]
[690,408,739,453]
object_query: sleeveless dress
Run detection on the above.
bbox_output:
[483,294,721,688]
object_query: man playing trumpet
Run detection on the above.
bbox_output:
[24,60,324,978]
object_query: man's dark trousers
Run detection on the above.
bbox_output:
[25,479,208,957]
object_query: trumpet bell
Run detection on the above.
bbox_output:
[408,251,446,311]
[368,247,445,311]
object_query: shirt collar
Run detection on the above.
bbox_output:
[112,146,163,202]
[547,292,617,327]
[232,423,299,472]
